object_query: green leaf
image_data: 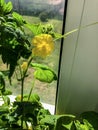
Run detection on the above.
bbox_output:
[55,115,75,130]
[74,120,89,130]
[0,118,7,129]
[0,70,9,76]
[3,1,13,14]
[40,115,58,125]
[38,108,51,119]
[83,119,94,130]
[31,62,51,70]
[6,115,16,122]
[23,93,40,103]
[0,106,9,114]
[0,71,4,78]
[29,93,40,102]
[0,89,12,96]
[3,96,10,106]
[34,68,56,83]
[31,63,57,83]
[12,12,25,26]
[0,16,5,22]
[0,0,5,7]
[0,46,18,79]
[80,111,98,130]
[26,23,42,35]
[40,114,75,130]
[62,121,74,130]
[0,71,5,91]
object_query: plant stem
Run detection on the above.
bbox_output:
[19,56,33,102]
[20,77,25,129]
[21,78,24,102]
[20,56,33,129]
[28,78,35,101]
[54,21,98,41]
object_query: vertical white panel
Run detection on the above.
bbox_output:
[56,0,98,115]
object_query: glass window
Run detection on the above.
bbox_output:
[2,0,65,107]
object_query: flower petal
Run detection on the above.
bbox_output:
[32,34,54,58]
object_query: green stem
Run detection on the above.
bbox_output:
[20,56,33,102]
[20,79,25,130]
[19,56,33,129]
[21,78,24,102]
[54,21,98,41]
[18,64,24,102]
[28,78,35,101]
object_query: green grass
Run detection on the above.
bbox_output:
[23,15,63,32]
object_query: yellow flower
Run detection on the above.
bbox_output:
[32,34,54,58]
[21,62,28,71]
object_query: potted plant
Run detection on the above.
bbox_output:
[0,0,98,130]
[0,0,63,129]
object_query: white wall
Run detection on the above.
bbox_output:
[56,0,98,115]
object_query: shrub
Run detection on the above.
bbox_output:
[39,12,48,22]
